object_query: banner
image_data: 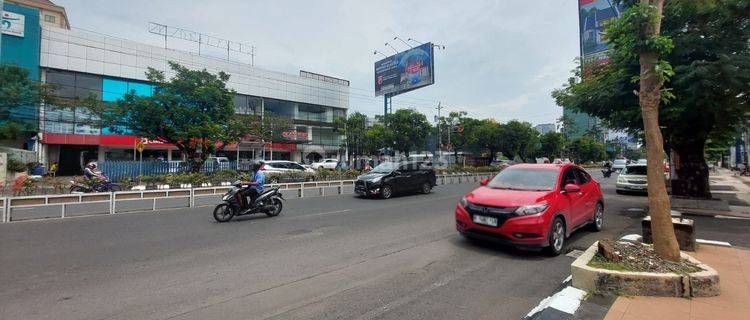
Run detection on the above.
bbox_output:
[1,11,25,37]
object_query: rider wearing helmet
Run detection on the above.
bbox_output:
[84,162,104,181]
[239,161,265,207]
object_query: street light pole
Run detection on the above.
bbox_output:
[0,0,4,62]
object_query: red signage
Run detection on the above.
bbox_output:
[281,130,309,139]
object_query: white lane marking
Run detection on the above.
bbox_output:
[525,286,586,318]
[696,239,732,247]
[307,209,351,217]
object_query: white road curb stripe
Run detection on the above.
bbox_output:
[696,239,732,247]
[523,278,586,320]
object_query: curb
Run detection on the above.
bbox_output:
[523,277,586,320]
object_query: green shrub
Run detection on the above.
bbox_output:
[6,157,27,173]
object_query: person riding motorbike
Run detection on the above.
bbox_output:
[84,162,105,181]
[238,161,266,208]
[602,160,614,177]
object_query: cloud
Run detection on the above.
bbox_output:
[57,0,580,125]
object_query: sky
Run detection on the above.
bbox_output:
[58,0,581,126]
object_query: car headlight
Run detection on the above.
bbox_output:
[371,176,382,183]
[459,196,469,208]
[617,176,627,183]
[515,202,549,216]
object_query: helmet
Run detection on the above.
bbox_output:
[250,160,265,171]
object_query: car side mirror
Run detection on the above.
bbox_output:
[479,178,489,186]
[564,183,581,193]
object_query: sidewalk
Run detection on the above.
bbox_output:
[603,244,750,320]
[671,168,750,218]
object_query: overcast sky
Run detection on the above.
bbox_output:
[58,0,580,126]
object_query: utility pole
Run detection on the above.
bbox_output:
[436,102,442,151]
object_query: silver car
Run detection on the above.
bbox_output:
[612,159,629,172]
[616,164,648,194]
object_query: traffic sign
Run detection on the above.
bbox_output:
[136,140,145,153]
[457,124,464,133]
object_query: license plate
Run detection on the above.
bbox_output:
[473,215,498,227]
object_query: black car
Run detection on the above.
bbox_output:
[355,161,437,199]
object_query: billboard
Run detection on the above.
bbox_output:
[374,42,434,97]
[578,0,624,65]
[2,11,25,37]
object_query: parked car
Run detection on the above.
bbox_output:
[355,161,437,199]
[455,163,604,255]
[616,164,648,194]
[311,158,339,170]
[263,160,315,174]
[636,159,648,165]
[490,159,513,167]
[612,159,629,172]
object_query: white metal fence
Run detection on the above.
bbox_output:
[0,173,495,223]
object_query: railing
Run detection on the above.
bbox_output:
[0,173,495,223]
[99,160,240,181]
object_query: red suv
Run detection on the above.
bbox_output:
[455,164,603,255]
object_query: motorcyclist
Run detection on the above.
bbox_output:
[239,161,265,208]
[84,162,105,181]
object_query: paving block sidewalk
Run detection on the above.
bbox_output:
[603,245,750,320]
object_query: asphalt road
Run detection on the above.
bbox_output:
[1,170,747,320]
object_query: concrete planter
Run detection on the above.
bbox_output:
[571,241,720,297]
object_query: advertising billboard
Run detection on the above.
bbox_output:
[578,0,624,65]
[374,42,434,97]
[2,11,25,37]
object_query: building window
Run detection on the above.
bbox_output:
[44,14,56,23]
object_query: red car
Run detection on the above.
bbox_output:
[455,163,604,255]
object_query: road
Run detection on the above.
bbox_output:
[1,170,747,320]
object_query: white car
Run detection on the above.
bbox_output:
[311,158,339,170]
[616,164,648,194]
[612,159,629,172]
[637,159,647,165]
[263,160,314,173]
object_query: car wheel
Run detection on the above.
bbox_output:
[546,217,566,256]
[421,182,432,194]
[380,185,393,199]
[591,202,604,232]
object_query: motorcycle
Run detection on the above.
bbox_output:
[213,181,284,222]
[70,174,122,193]
[601,168,614,178]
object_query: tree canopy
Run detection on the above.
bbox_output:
[378,109,432,156]
[553,0,750,198]
[96,62,253,172]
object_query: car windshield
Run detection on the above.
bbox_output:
[623,165,647,175]
[486,167,559,191]
[371,162,397,173]
[614,160,627,165]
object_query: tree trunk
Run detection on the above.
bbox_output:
[638,0,681,261]
[672,142,712,198]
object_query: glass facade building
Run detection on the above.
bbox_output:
[32,24,349,173]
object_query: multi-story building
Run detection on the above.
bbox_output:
[5,0,70,29]
[2,1,349,175]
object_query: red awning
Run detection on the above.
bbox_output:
[42,133,297,151]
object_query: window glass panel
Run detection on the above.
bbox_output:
[264,98,294,118]
[561,168,578,187]
[46,70,76,98]
[102,78,128,102]
[128,81,153,97]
